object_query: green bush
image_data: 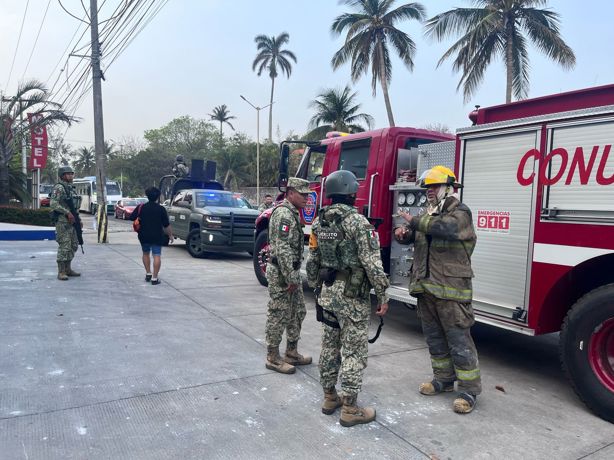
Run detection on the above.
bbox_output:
[0,206,53,226]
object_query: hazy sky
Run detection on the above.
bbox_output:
[1,0,613,150]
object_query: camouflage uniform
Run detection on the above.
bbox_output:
[306,204,390,396]
[265,198,306,348]
[50,180,80,264]
[396,195,481,395]
[172,162,189,178]
[258,202,274,213]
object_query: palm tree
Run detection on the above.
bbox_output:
[425,0,576,103]
[0,79,76,204]
[209,105,236,136]
[307,86,374,139]
[73,146,95,176]
[252,32,297,140]
[331,0,426,127]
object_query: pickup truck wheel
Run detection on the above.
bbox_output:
[253,231,269,287]
[560,283,614,423]
[187,229,208,258]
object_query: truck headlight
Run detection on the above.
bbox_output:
[204,216,222,228]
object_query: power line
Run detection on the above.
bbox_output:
[5,0,31,90]
[21,0,53,81]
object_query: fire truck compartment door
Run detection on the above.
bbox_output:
[544,119,614,220]
[461,130,539,319]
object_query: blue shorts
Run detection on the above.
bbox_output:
[141,244,162,256]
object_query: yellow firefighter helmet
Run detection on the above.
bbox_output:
[418,165,462,188]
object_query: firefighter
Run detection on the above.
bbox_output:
[306,170,389,427]
[393,165,481,414]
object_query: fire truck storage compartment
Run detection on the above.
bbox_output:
[543,118,614,222]
[460,129,540,320]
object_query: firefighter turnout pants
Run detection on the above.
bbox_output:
[418,292,482,395]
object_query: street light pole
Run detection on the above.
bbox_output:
[240,95,273,207]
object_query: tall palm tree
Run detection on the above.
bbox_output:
[252,32,297,140]
[307,86,374,139]
[73,146,95,176]
[209,105,236,136]
[331,0,426,127]
[425,0,576,103]
[0,79,75,204]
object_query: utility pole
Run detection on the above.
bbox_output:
[89,0,108,243]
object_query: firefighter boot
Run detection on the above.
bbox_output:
[419,380,455,396]
[284,341,312,366]
[321,387,343,415]
[57,262,68,281]
[453,393,477,414]
[266,346,296,374]
[339,395,376,427]
[66,261,81,277]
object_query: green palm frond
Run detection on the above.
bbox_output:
[307,85,374,136]
[426,0,576,103]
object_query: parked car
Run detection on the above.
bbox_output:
[114,198,142,220]
[165,189,260,258]
[39,184,53,207]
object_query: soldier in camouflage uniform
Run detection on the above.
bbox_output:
[394,165,481,414]
[50,166,82,280]
[172,155,189,178]
[265,177,312,374]
[306,170,389,427]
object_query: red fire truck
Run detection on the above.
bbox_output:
[253,84,614,422]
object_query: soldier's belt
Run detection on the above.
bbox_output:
[270,256,300,270]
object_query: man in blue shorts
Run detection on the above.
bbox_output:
[130,187,173,285]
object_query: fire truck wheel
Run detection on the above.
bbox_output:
[253,230,269,287]
[186,229,208,258]
[560,283,614,423]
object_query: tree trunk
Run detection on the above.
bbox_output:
[505,17,514,104]
[378,42,395,127]
[268,76,275,141]
[220,122,223,137]
[0,159,9,205]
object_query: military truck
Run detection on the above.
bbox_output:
[160,160,260,258]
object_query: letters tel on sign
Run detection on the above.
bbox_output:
[27,113,48,170]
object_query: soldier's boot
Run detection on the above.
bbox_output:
[265,346,296,374]
[284,341,312,366]
[339,395,376,427]
[453,393,477,414]
[419,380,455,396]
[57,262,68,281]
[66,261,81,277]
[321,387,343,415]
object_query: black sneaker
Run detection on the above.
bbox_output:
[145,274,152,282]
[151,278,161,285]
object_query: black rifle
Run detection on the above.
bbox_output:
[57,183,84,253]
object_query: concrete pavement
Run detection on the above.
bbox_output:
[0,218,612,459]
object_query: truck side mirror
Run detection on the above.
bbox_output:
[278,143,290,189]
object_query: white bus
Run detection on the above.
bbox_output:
[73,176,122,214]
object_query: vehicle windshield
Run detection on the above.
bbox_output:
[106,184,121,195]
[234,196,252,209]
[135,198,147,204]
[195,191,248,208]
[39,184,53,194]
[123,200,138,206]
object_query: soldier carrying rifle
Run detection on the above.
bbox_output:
[50,166,84,280]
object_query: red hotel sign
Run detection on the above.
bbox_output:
[27,113,48,170]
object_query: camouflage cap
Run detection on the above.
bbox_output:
[287,177,310,194]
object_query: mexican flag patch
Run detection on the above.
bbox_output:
[280,224,290,233]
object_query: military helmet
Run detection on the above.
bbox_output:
[418,165,462,188]
[176,154,184,162]
[58,165,74,177]
[325,170,359,198]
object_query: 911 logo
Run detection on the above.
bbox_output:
[301,191,317,224]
